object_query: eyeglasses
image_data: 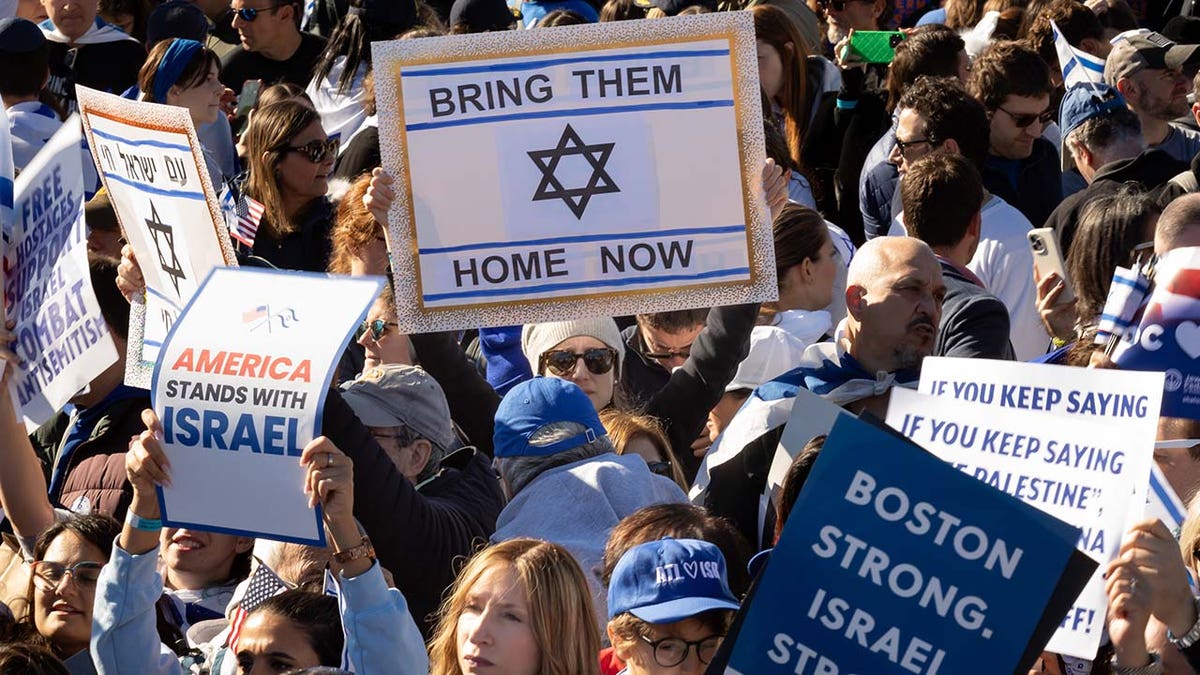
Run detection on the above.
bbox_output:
[356,319,398,342]
[371,425,418,447]
[539,348,617,377]
[234,3,287,21]
[996,107,1053,129]
[30,560,105,590]
[278,137,340,163]
[646,460,674,478]
[640,634,724,667]
[894,136,932,156]
[643,345,692,361]
[819,0,867,11]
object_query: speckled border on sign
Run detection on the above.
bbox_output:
[371,13,772,333]
[75,86,238,389]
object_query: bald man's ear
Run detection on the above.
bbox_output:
[845,284,867,319]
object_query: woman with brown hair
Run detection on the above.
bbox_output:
[240,99,339,272]
[429,538,601,675]
[752,5,813,171]
[600,409,688,491]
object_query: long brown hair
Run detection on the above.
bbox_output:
[429,539,601,675]
[328,172,384,273]
[137,38,221,104]
[242,100,322,238]
[752,5,810,168]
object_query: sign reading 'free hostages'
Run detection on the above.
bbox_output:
[372,14,775,332]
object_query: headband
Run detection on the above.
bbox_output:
[153,38,204,104]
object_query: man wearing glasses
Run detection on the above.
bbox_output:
[886,76,1049,361]
[966,40,1063,232]
[219,0,326,94]
[1105,30,1200,166]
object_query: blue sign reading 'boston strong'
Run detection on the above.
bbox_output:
[727,416,1080,675]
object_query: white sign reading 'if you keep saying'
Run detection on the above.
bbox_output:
[372,14,774,332]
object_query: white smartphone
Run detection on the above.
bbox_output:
[1027,227,1076,304]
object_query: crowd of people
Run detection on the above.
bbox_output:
[5,0,1200,671]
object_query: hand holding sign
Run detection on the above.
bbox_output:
[1110,519,1197,637]
[1104,558,1153,668]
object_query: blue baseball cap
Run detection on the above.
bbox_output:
[493,377,607,458]
[607,538,740,623]
[1059,83,1128,139]
[519,0,598,27]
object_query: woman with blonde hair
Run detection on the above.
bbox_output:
[240,99,339,272]
[429,538,601,675]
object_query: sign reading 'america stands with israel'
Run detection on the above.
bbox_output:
[371,14,775,332]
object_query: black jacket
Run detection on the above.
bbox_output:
[409,331,501,458]
[934,258,1015,360]
[249,196,334,273]
[321,388,504,637]
[982,138,1064,232]
[1045,149,1186,256]
[620,304,759,483]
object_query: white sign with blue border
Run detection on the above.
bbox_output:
[151,267,382,545]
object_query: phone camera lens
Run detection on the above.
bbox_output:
[1031,238,1046,254]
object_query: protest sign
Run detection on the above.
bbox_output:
[726,415,1085,675]
[76,86,235,388]
[919,357,1163,524]
[885,386,1153,658]
[6,118,119,430]
[1110,247,1200,420]
[151,268,382,545]
[371,14,774,332]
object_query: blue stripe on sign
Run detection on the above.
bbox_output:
[89,127,192,152]
[424,266,750,302]
[103,172,206,200]
[403,48,730,78]
[407,99,734,131]
[1151,471,1187,526]
[0,177,12,208]
[419,224,745,255]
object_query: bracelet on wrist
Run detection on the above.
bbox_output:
[1168,596,1200,649]
[1110,652,1162,675]
[125,511,162,532]
[332,536,375,565]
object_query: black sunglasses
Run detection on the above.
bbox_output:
[278,137,339,163]
[894,135,933,155]
[356,318,397,342]
[539,348,617,377]
[234,3,288,21]
[819,0,866,11]
[997,107,1053,129]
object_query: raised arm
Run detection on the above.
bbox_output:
[0,332,57,544]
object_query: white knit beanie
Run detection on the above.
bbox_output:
[521,318,626,376]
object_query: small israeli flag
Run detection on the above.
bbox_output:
[1052,20,1107,89]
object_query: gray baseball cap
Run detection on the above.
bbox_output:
[1105,31,1200,85]
[341,365,456,452]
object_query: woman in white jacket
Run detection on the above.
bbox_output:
[89,412,428,674]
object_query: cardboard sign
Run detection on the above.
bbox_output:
[726,415,1084,675]
[1111,247,1200,420]
[371,14,774,332]
[151,268,381,545]
[886,387,1153,658]
[6,118,119,430]
[76,86,235,388]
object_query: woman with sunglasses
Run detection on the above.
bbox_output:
[606,538,739,675]
[137,38,233,190]
[520,299,759,482]
[240,99,340,272]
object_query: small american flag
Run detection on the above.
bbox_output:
[232,194,264,248]
[242,305,268,324]
[226,561,289,651]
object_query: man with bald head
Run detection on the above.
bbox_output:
[1155,193,1200,254]
[694,237,945,548]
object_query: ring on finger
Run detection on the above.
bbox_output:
[326,452,333,468]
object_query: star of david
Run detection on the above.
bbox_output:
[145,200,186,296]
[527,124,620,219]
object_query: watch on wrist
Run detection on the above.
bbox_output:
[1109,652,1163,675]
[332,536,375,564]
[1168,596,1200,649]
